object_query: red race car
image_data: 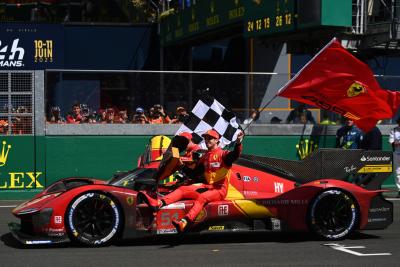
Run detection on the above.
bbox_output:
[9,135,393,246]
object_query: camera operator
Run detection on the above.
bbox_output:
[149,104,171,124]
[132,107,149,124]
[171,106,189,124]
[48,106,65,124]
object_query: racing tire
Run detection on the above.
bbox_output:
[308,189,359,240]
[66,192,122,246]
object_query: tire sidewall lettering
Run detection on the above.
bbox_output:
[310,189,357,240]
[67,192,120,245]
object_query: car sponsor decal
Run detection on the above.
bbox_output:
[360,155,390,162]
[274,182,284,193]
[217,205,229,216]
[344,165,357,173]
[208,226,224,231]
[243,176,251,182]
[54,216,62,224]
[357,164,392,173]
[157,228,178,234]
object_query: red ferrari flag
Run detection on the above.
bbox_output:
[278,38,400,132]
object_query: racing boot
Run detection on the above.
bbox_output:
[172,217,190,233]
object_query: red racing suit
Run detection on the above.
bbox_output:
[162,142,242,222]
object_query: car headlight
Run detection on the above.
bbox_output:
[17,208,39,215]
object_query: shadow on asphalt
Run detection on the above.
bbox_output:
[115,231,382,248]
[1,231,382,249]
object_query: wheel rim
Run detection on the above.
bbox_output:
[311,190,357,239]
[70,194,119,243]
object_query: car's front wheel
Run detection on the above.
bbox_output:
[66,192,122,246]
[308,189,359,240]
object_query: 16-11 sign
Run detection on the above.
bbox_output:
[244,0,296,37]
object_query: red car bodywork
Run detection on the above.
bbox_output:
[9,137,394,245]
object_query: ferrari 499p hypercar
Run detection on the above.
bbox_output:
[9,136,393,246]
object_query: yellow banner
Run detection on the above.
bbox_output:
[357,164,392,173]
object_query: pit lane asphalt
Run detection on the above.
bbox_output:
[0,199,399,267]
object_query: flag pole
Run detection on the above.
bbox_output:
[242,94,278,132]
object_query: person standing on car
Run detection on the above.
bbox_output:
[160,129,244,232]
[389,118,400,198]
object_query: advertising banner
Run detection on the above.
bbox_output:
[0,23,64,70]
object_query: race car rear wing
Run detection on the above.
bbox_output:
[238,148,393,190]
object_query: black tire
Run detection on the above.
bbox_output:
[66,192,121,246]
[308,189,359,240]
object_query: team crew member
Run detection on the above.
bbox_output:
[336,119,363,149]
[161,129,244,232]
[389,118,400,198]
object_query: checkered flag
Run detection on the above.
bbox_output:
[176,95,241,148]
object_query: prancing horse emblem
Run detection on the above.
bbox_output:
[347,82,366,97]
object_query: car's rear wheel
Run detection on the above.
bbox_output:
[66,192,121,246]
[308,189,359,240]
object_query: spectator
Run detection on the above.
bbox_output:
[389,118,400,198]
[243,109,260,124]
[98,109,107,123]
[360,126,382,150]
[13,106,32,134]
[66,103,83,124]
[0,119,9,134]
[286,104,316,124]
[132,107,149,124]
[171,106,189,124]
[105,108,115,124]
[48,106,65,124]
[336,119,363,149]
[117,110,128,124]
[149,104,171,124]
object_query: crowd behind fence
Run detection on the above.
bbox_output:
[2,70,400,136]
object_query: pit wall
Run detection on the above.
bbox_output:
[0,124,395,200]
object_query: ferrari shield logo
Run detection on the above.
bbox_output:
[126,196,134,206]
[347,82,366,97]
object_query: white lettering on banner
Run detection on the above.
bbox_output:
[274,182,283,193]
[0,39,25,67]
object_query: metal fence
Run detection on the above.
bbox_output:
[0,71,34,135]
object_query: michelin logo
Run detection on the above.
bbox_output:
[0,39,25,67]
[360,155,390,162]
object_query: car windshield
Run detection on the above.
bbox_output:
[108,168,157,189]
